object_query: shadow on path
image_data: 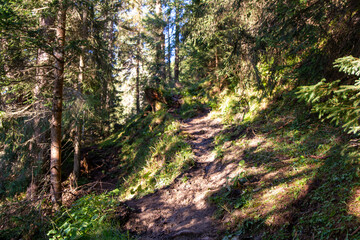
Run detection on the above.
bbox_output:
[123,113,237,239]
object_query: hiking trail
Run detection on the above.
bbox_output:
[124,113,239,239]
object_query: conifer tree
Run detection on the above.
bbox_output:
[72,2,88,183]
[174,0,180,85]
[50,0,67,206]
[154,0,165,86]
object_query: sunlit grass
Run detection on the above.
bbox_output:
[99,111,194,200]
[45,110,195,239]
[47,190,134,240]
[209,90,360,239]
[209,87,269,125]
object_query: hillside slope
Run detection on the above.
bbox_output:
[59,93,360,240]
[206,92,360,240]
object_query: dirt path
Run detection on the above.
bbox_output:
[124,113,239,239]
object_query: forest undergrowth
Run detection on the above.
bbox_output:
[2,84,359,240]
[0,106,196,239]
[1,0,360,239]
[209,90,360,240]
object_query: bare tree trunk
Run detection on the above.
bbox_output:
[72,53,83,186]
[50,1,67,207]
[73,7,87,184]
[155,0,165,86]
[167,18,172,85]
[136,36,141,113]
[174,1,180,85]
[73,118,81,181]
[106,19,115,136]
[160,21,166,82]
[99,18,115,137]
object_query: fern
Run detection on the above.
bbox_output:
[297,56,360,134]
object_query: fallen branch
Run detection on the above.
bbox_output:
[266,119,294,135]
[351,225,360,236]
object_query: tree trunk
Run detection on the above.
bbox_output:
[136,36,141,113]
[73,7,87,184]
[50,1,67,207]
[174,1,180,85]
[100,19,115,137]
[73,116,81,183]
[135,1,143,113]
[167,17,172,85]
[155,0,165,86]
[160,19,166,83]
[72,54,83,185]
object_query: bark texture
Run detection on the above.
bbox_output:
[50,2,67,206]
[73,7,88,182]
[136,36,141,113]
[155,0,165,86]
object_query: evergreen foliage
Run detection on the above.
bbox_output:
[1,0,360,239]
[297,56,360,134]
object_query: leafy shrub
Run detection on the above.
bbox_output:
[48,189,130,240]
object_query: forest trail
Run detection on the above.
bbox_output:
[124,113,240,239]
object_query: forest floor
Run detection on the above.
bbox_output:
[123,113,239,239]
[2,100,360,240]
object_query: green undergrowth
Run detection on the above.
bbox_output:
[48,190,132,240]
[101,109,194,199]
[209,88,263,125]
[1,108,195,239]
[0,198,50,240]
[177,79,215,118]
[209,91,360,239]
[46,109,194,239]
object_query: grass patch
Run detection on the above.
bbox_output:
[177,95,209,119]
[210,90,360,239]
[209,172,253,217]
[100,110,194,199]
[1,108,195,240]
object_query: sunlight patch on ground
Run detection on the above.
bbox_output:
[214,127,325,230]
[348,187,360,219]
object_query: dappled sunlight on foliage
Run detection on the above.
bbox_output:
[297,56,360,135]
[100,110,194,200]
[209,93,360,239]
[1,0,360,239]
[48,189,132,240]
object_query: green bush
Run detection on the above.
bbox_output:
[48,189,130,240]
